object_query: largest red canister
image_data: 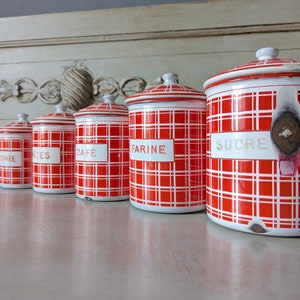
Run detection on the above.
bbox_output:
[74,94,129,201]
[0,113,32,188]
[125,73,206,213]
[204,47,300,236]
[31,105,75,194]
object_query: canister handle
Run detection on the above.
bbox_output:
[15,112,30,127]
[17,113,29,122]
[103,94,116,103]
[55,104,67,113]
[270,86,300,176]
[162,73,179,84]
[256,47,279,60]
[54,104,68,118]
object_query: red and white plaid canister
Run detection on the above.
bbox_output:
[125,73,207,213]
[31,105,75,194]
[204,47,300,236]
[74,94,129,201]
[0,113,32,188]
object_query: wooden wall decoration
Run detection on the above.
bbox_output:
[0,78,61,104]
[0,63,148,110]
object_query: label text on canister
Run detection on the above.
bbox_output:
[130,139,174,162]
[0,151,22,166]
[76,144,107,162]
[32,147,60,164]
[211,131,277,160]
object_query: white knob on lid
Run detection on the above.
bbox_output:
[55,104,67,113]
[256,47,279,60]
[17,113,29,122]
[162,73,179,84]
[103,94,116,103]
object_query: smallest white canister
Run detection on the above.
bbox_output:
[0,113,32,188]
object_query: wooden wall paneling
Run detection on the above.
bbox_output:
[0,0,299,123]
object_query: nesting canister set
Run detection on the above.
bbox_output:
[0,47,299,236]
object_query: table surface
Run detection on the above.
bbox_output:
[0,189,299,300]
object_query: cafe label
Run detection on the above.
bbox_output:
[76,144,107,162]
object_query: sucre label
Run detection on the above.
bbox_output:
[33,147,60,164]
[0,151,22,166]
[76,144,107,162]
[130,139,174,162]
[211,131,276,160]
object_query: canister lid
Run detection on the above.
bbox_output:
[30,104,75,126]
[203,47,300,90]
[0,113,32,133]
[74,94,128,117]
[125,73,206,105]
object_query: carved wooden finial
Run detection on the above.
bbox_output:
[61,62,94,111]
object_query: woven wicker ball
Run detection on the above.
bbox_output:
[61,64,94,111]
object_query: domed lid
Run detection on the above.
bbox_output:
[31,104,75,126]
[125,73,206,105]
[204,47,300,90]
[0,113,32,134]
[74,94,128,117]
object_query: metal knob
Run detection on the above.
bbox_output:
[271,111,300,156]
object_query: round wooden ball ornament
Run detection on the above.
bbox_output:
[61,63,94,111]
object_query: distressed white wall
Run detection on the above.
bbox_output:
[0,0,299,124]
[0,0,205,18]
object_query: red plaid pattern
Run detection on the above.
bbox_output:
[207,86,300,230]
[129,104,206,210]
[0,134,32,187]
[32,127,75,192]
[75,120,129,200]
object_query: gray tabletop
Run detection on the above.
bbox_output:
[0,189,299,300]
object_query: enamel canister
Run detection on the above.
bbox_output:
[74,94,129,201]
[204,47,300,236]
[0,113,32,188]
[125,73,207,213]
[31,105,75,194]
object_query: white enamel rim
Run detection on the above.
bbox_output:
[130,200,206,213]
[203,64,300,90]
[33,187,75,194]
[125,72,206,105]
[207,214,300,237]
[204,47,300,89]
[125,93,206,104]
[76,194,129,202]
